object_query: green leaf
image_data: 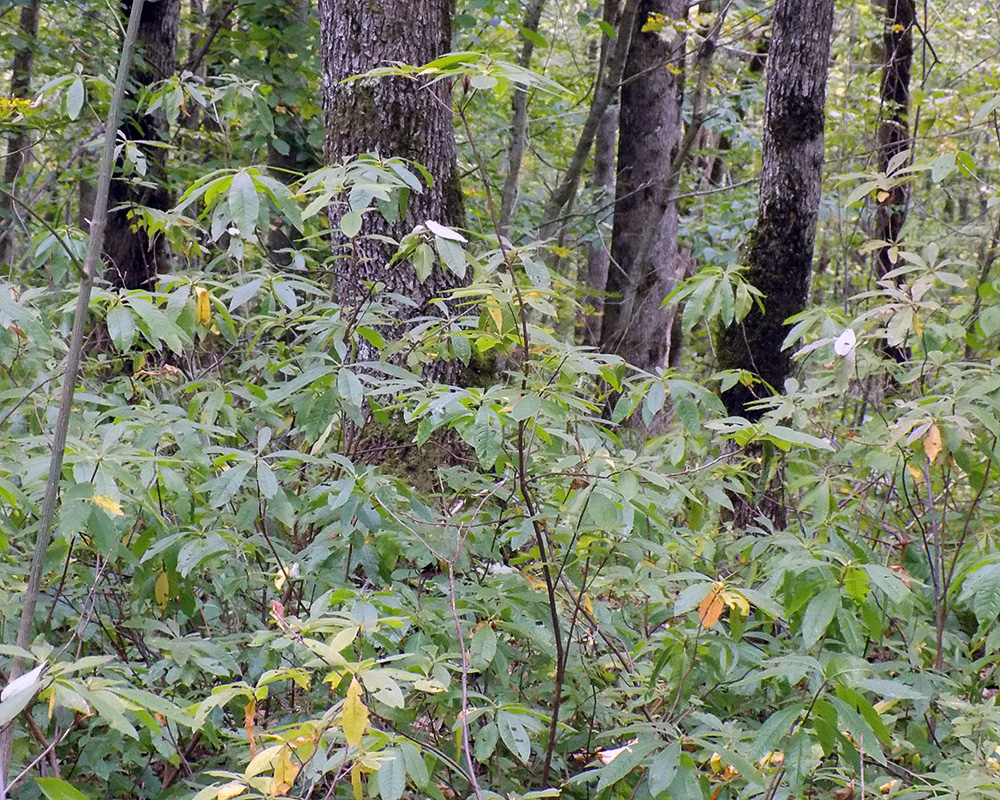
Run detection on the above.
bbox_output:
[472,405,503,467]
[470,625,497,669]
[497,710,531,764]
[65,78,85,120]
[378,748,406,800]
[257,460,278,499]
[228,170,260,236]
[801,588,840,648]
[37,778,91,800]
[647,742,680,797]
[105,304,135,352]
[340,210,362,238]
[435,236,466,279]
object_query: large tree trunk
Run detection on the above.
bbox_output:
[717,0,835,418]
[319,0,466,382]
[104,0,180,290]
[0,0,41,270]
[598,0,686,373]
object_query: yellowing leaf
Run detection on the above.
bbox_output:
[194,285,212,326]
[698,582,725,629]
[269,744,300,796]
[351,762,363,800]
[876,190,891,203]
[92,494,124,516]
[244,698,257,758]
[721,589,750,617]
[923,424,943,464]
[154,571,169,609]
[341,677,368,748]
[216,782,248,800]
[907,464,923,483]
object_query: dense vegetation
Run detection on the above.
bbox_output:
[4,2,1000,800]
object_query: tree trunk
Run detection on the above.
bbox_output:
[318,0,466,382]
[104,0,180,290]
[874,0,915,361]
[598,0,686,373]
[264,0,319,265]
[0,0,42,270]
[538,0,639,240]
[498,0,547,236]
[717,0,835,418]
[582,0,620,349]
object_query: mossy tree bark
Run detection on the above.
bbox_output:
[104,0,180,290]
[717,0,835,418]
[598,0,687,373]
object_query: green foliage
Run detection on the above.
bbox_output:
[8,3,1000,800]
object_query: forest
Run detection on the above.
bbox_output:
[2,1,1000,799]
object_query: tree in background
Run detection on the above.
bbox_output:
[0,0,41,270]
[104,0,180,290]
[599,0,687,374]
[717,0,836,418]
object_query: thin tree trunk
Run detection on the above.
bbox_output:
[0,0,42,269]
[498,0,547,236]
[874,0,915,362]
[598,0,687,374]
[104,0,180,290]
[265,0,317,265]
[717,0,836,418]
[319,0,467,382]
[0,8,145,793]
[582,0,620,349]
[538,0,639,240]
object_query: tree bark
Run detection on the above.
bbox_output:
[874,0,915,363]
[104,0,180,290]
[318,0,467,381]
[582,0,620,349]
[717,0,835,418]
[0,0,42,270]
[498,0,547,236]
[598,0,687,373]
[538,0,639,240]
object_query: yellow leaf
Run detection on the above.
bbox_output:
[924,424,943,464]
[583,593,594,617]
[351,762,363,800]
[216,782,248,800]
[341,677,368,748]
[194,285,212,326]
[876,190,891,203]
[721,589,750,617]
[907,464,923,483]
[269,744,300,796]
[488,302,503,333]
[92,494,124,516]
[698,582,725,629]
[888,245,899,264]
[891,23,905,32]
[155,571,169,609]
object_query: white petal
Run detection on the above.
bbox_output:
[834,328,857,357]
[424,220,467,242]
[1,664,45,702]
